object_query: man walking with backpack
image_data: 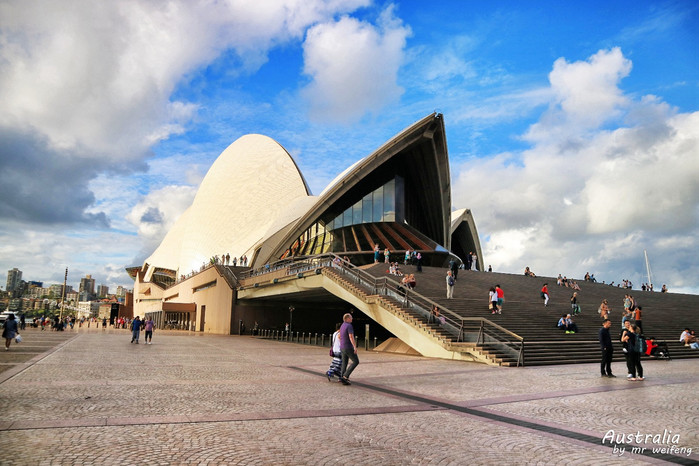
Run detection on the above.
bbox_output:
[339,313,359,385]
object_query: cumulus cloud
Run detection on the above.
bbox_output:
[302,5,411,123]
[0,0,370,227]
[125,185,197,257]
[0,127,109,226]
[0,0,376,285]
[453,48,699,291]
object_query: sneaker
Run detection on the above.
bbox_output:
[607,374,617,378]
[340,377,351,385]
[627,374,632,378]
[628,377,637,381]
[326,372,332,382]
[637,377,644,381]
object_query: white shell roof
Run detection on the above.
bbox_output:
[144,134,310,275]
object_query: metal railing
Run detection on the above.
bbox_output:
[238,253,524,366]
[254,328,382,350]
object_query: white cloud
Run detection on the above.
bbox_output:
[0,0,374,279]
[0,0,371,223]
[301,5,411,123]
[126,185,197,255]
[525,47,632,143]
[453,48,699,291]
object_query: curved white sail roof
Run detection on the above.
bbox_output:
[144,134,310,275]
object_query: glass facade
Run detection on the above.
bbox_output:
[330,178,397,231]
[280,177,402,259]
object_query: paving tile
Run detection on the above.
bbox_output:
[0,327,696,465]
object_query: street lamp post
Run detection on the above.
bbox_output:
[288,306,294,337]
[59,267,67,320]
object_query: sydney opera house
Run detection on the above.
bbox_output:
[128,113,483,336]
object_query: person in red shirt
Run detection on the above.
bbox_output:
[541,283,549,306]
[634,306,643,334]
[496,285,504,314]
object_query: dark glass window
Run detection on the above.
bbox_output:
[372,186,384,222]
[383,178,395,222]
[352,200,362,224]
[362,193,373,223]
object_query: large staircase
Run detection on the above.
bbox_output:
[362,263,699,366]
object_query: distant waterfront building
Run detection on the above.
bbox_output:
[77,301,101,318]
[49,283,73,298]
[97,285,109,298]
[6,268,22,295]
[79,274,96,301]
[116,286,125,298]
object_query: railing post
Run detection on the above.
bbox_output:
[478,321,484,345]
[458,320,464,342]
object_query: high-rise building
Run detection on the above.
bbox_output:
[97,284,109,298]
[6,268,22,294]
[79,274,96,301]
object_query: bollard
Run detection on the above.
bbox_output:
[302,332,305,344]
[374,336,377,349]
[321,334,325,346]
[314,333,318,345]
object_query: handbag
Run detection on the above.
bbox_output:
[329,347,334,357]
[15,334,22,343]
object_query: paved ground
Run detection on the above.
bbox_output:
[0,327,697,465]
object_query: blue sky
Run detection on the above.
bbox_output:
[0,0,697,294]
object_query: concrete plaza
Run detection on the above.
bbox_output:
[0,327,697,465]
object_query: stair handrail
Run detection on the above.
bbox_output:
[237,252,525,366]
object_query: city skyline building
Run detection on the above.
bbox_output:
[6,268,22,295]
[97,284,109,298]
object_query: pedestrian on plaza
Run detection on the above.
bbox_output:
[338,313,359,385]
[621,321,644,381]
[131,316,141,344]
[102,317,107,329]
[326,323,342,381]
[599,319,615,377]
[2,313,19,351]
[19,313,26,331]
[144,317,155,344]
[446,270,455,299]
